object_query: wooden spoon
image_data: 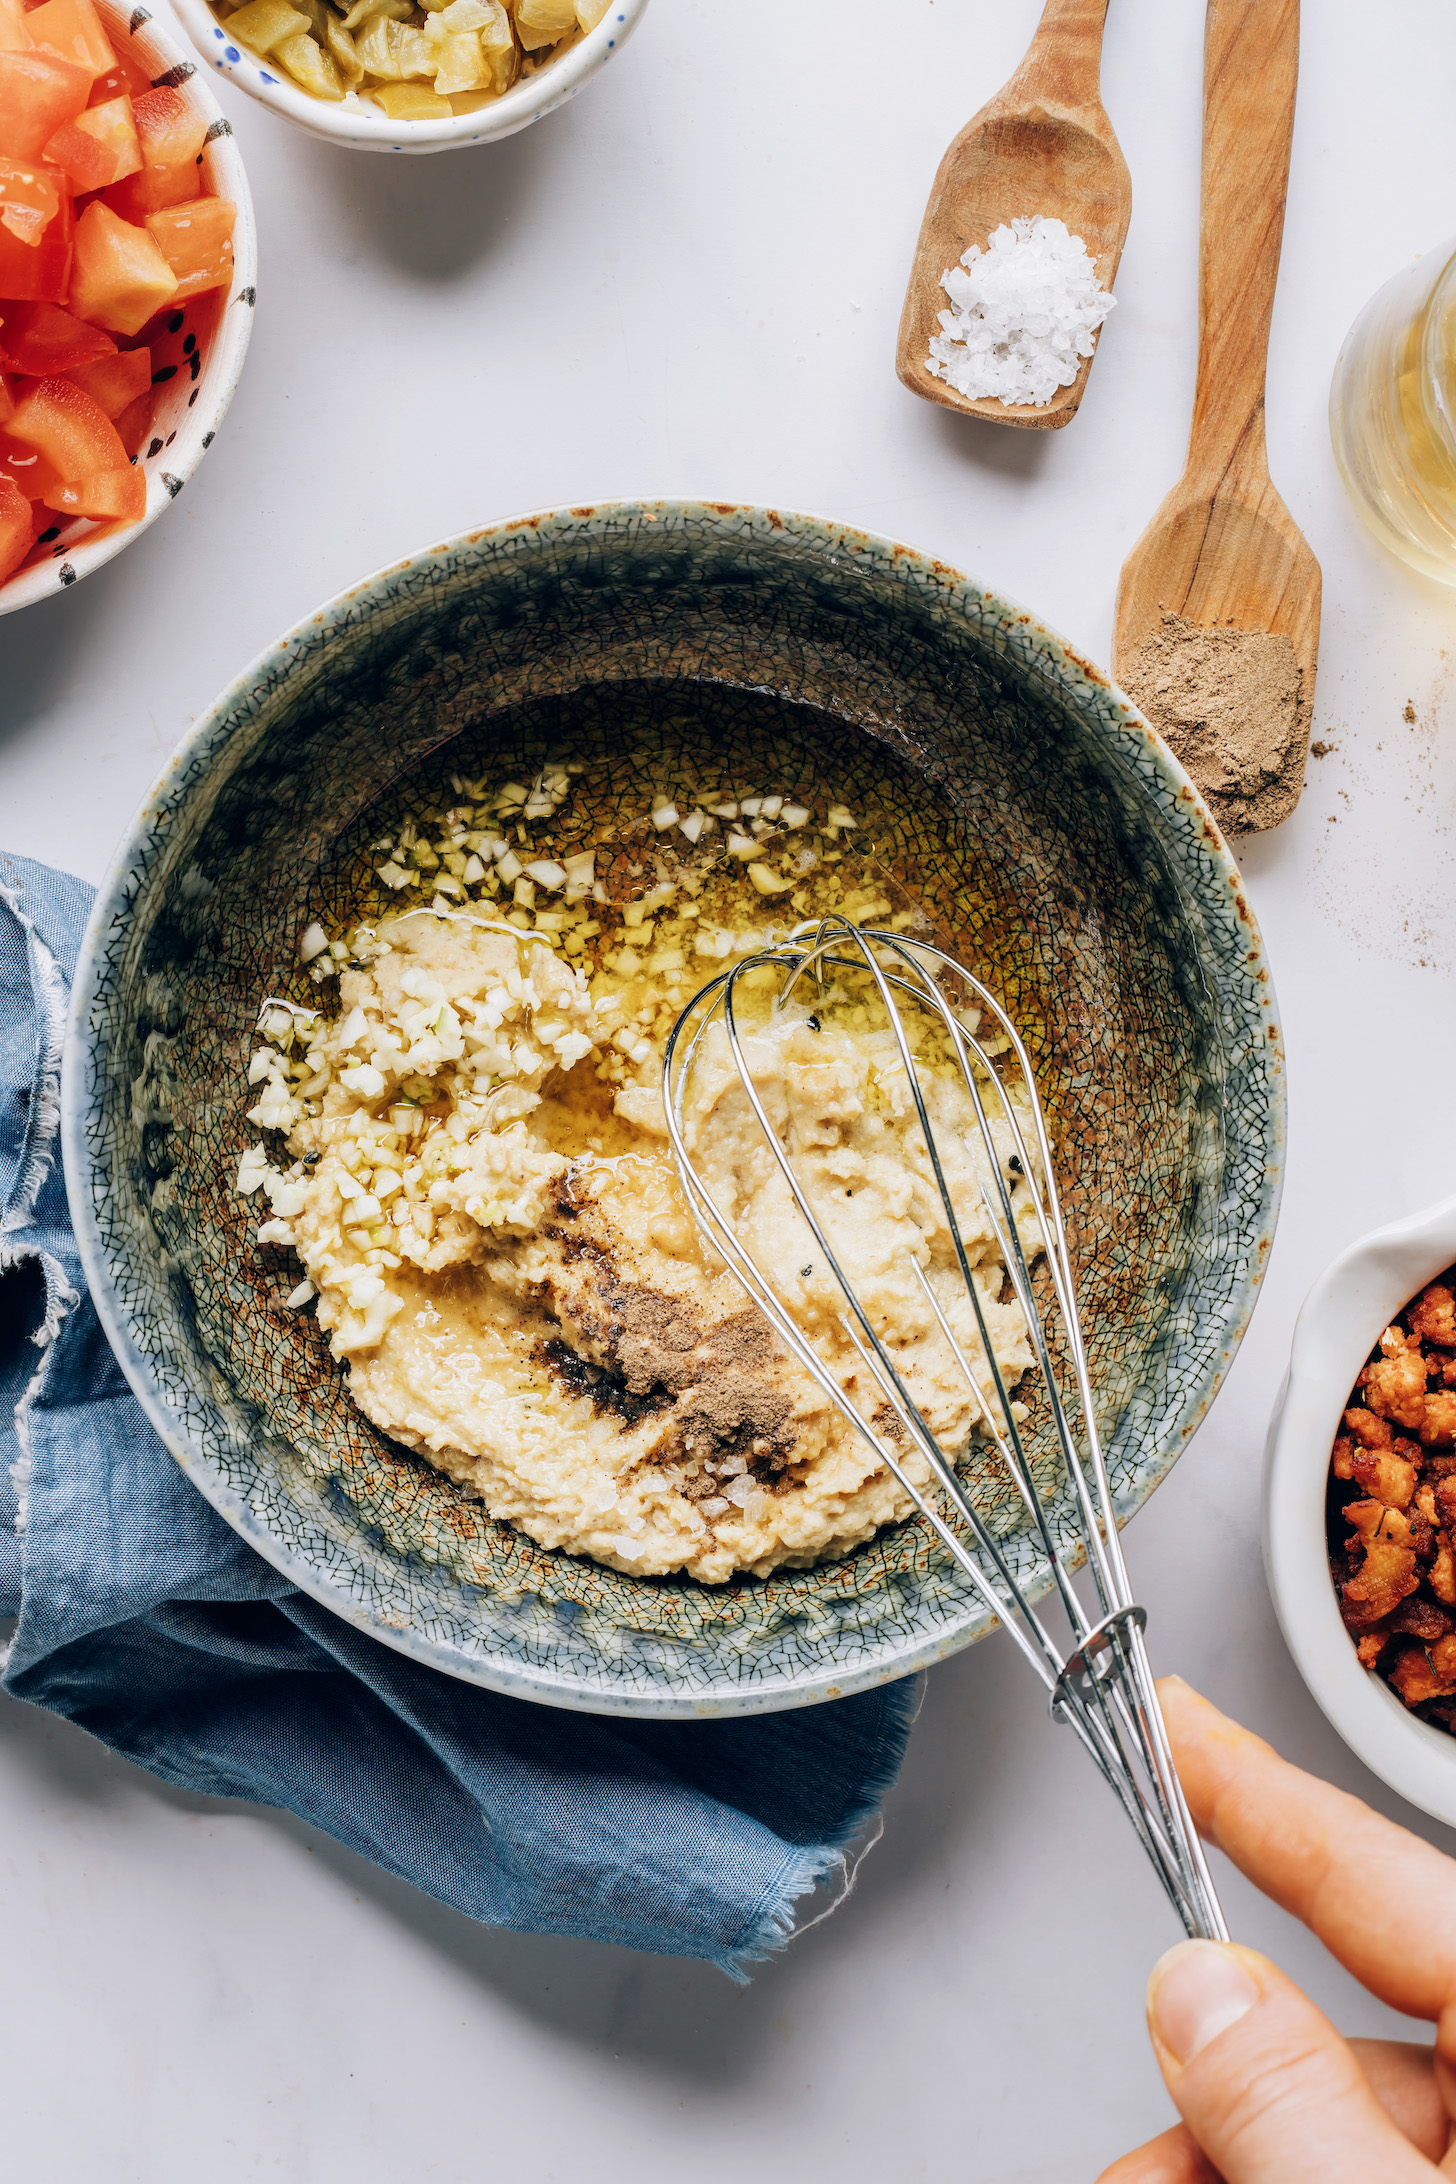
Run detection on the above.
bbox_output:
[895,0,1130,431]
[1113,0,1319,837]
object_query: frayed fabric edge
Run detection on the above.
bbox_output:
[1,882,81,1553]
[9,1247,79,1540]
[715,1669,926,1982]
[0,875,67,1254]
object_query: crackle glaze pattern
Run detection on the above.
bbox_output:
[63,502,1284,1717]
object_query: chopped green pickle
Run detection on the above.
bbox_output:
[222,0,311,53]
[371,80,452,115]
[274,31,345,95]
[210,0,602,110]
[323,12,364,80]
[514,0,575,48]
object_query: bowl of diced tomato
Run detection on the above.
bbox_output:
[0,0,254,611]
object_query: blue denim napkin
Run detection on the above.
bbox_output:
[0,851,916,1976]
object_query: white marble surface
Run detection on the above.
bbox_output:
[4,2,1455,2175]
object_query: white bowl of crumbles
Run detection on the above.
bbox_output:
[170,0,648,153]
[1265,1188,1456,1827]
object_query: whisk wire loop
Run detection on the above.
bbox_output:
[662,916,1227,1942]
[670,1004,1069,1694]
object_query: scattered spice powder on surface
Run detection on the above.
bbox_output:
[1120,611,1308,837]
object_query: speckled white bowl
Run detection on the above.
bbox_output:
[169,0,648,152]
[1265,1192,1456,1827]
[0,0,255,617]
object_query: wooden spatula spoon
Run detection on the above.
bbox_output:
[1113,0,1319,837]
[895,0,1130,431]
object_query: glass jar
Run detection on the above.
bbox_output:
[1329,239,1456,585]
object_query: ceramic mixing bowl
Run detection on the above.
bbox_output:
[170,0,648,153]
[1266,1192,1456,1825]
[63,501,1285,1718]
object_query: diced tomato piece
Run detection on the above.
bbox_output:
[0,0,32,55]
[146,196,232,301]
[65,338,144,415]
[112,383,150,454]
[0,368,13,422]
[0,152,58,243]
[42,459,142,519]
[41,116,110,191]
[0,469,35,577]
[87,49,149,104]
[26,0,114,81]
[0,49,89,159]
[6,372,126,480]
[1,297,113,370]
[68,198,175,333]
[104,87,205,218]
[0,178,70,299]
[44,91,139,189]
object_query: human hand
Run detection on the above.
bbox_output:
[1097,1676,1456,2181]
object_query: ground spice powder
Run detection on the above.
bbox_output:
[1121,610,1309,836]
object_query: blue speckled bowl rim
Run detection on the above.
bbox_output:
[62,499,1286,1717]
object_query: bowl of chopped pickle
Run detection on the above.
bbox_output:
[1266,1191,1456,1825]
[171,0,648,149]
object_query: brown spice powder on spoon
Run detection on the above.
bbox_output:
[1121,611,1310,837]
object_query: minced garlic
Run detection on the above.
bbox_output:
[235,760,1035,1583]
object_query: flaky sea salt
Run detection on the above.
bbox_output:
[926,215,1116,408]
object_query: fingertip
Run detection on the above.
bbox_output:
[1095,2124,1221,2184]
[1154,1677,1217,1733]
[1155,1675,1221,1724]
[1148,1941,1263,2067]
[1156,1677,1271,1773]
[1146,1943,1409,2179]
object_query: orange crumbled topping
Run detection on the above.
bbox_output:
[1328,1272,1456,1723]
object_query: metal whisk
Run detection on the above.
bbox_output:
[662,915,1227,1942]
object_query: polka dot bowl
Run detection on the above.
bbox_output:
[169,0,649,153]
[0,1,256,618]
[62,502,1286,1718]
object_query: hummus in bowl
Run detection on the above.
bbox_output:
[239,774,1040,1584]
[64,502,1284,1716]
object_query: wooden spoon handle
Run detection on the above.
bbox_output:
[1001,0,1112,117]
[1187,0,1299,482]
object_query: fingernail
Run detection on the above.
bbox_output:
[1148,1942,1259,2065]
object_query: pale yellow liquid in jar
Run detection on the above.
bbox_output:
[1330,242,1456,586]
